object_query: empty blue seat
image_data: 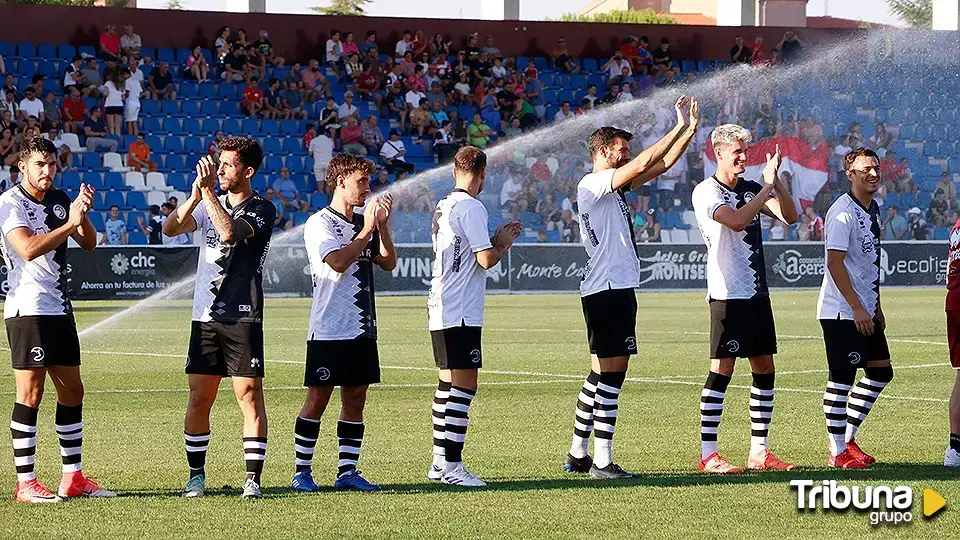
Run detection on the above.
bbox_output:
[166,173,189,192]
[104,191,127,210]
[127,191,147,210]
[165,155,186,171]
[293,212,310,226]
[262,138,282,155]
[78,45,95,58]
[179,101,201,119]
[534,57,548,72]
[261,120,280,135]
[61,171,82,190]
[164,137,183,153]
[582,58,599,72]
[128,231,148,244]
[176,48,193,63]
[280,119,299,135]
[182,118,201,136]
[682,59,697,72]
[222,119,240,134]
[241,119,261,135]
[263,156,283,173]
[0,42,13,57]
[145,135,163,150]
[88,212,105,231]
[310,192,328,209]
[103,172,128,191]
[126,211,145,230]
[218,84,238,99]
[140,99,160,116]
[198,83,217,99]
[139,46,155,61]
[161,100,180,116]
[285,156,304,173]
[80,154,101,171]
[282,138,303,154]
[156,48,175,63]
[17,43,37,59]
[252,177,268,193]
[200,101,220,117]
[162,118,182,135]
[37,43,56,58]
[57,44,76,60]
[201,119,221,133]
[184,136,204,153]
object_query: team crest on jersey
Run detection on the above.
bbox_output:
[743,192,755,203]
[52,204,67,220]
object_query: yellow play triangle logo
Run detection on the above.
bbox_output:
[924,489,946,518]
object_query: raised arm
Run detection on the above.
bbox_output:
[7,186,93,261]
[372,194,397,271]
[163,175,202,237]
[712,146,781,232]
[476,221,521,269]
[631,99,700,189]
[325,203,378,273]
[612,96,689,192]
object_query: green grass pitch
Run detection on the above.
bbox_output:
[0,289,958,538]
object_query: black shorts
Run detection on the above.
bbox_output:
[186,321,265,378]
[709,295,778,359]
[820,316,890,368]
[6,315,81,369]
[431,324,483,370]
[104,106,124,116]
[304,338,380,387]
[581,288,638,358]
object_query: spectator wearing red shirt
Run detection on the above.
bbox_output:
[61,87,88,134]
[354,63,382,110]
[303,123,316,149]
[804,206,824,241]
[99,24,121,63]
[301,59,330,101]
[340,116,365,155]
[751,36,767,65]
[242,78,265,117]
[880,150,902,181]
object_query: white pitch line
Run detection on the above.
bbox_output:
[655,361,954,380]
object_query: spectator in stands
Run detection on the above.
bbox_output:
[404,85,426,122]
[894,158,914,192]
[559,210,580,243]
[879,150,902,185]
[845,122,864,146]
[136,205,164,245]
[263,188,292,230]
[618,83,634,102]
[409,98,433,144]
[215,26,232,61]
[731,36,751,64]
[302,59,331,101]
[359,30,379,57]
[245,45,265,82]
[325,29,344,81]
[0,127,14,167]
[554,101,574,123]
[361,115,385,157]
[380,129,414,174]
[337,91,360,123]
[207,130,224,160]
[638,208,661,242]
[385,82,407,132]
[44,127,72,170]
[551,37,579,74]
[467,114,492,148]
[522,72,545,121]
[280,81,308,119]
[500,172,523,213]
[148,61,176,100]
[120,24,142,60]
[273,167,308,213]
[344,52,363,87]
[652,38,673,76]
[908,207,930,239]
[127,133,157,172]
[39,91,61,133]
[937,171,957,200]
[254,29,285,68]
[777,31,804,63]
[185,46,211,83]
[83,107,117,153]
[18,87,43,124]
[309,125,335,191]
[425,80,446,108]
[61,87,87,134]
[319,96,339,131]
[434,120,458,163]
[804,206,824,241]
[395,29,414,59]
[799,116,825,148]
[930,188,956,228]
[242,77,265,118]
[0,55,4,75]
[103,69,125,136]
[536,192,562,231]
[354,62,382,109]
[99,24,121,63]
[882,206,908,240]
[340,116,366,155]
[603,51,632,82]
[101,205,127,245]
[62,56,90,97]
[233,28,251,51]
[750,36,766,64]
[124,68,143,136]
[429,100,449,127]
[222,46,246,83]
[260,78,283,119]
[868,122,897,156]
[765,48,780,67]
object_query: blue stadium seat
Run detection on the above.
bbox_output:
[179,101,201,119]
[200,101,220,118]
[144,135,163,151]
[935,228,950,240]
[129,231,148,245]
[534,57,548,72]
[140,46,155,60]
[569,74,587,89]
[0,42,15,57]
[80,154,101,172]
[183,136,204,154]
[126,191,147,210]
[285,156,305,173]
[18,60,36,77]
[166,173,189,192]
[165,155,186,171]
[293,212,310,227]
[82,171,105,189]
[282,138,304,154]
[162,117,183,135]
[185,154,205,170]
[176,48,193,63]
[88,212,105,231]
[140,99,160,116]
[252,177,268,193]
[279,119,300,135]
[17,43,37,59]
[161,100,180,116]
[292,175,311,193]
[126,211,145,230]
[57,44,76,60]
[218,84,239,99]
[198,83,217,99]
[221,119,240,134]
[37,60,58,78]
[78,45,96,58]
[104,191,127,210]
[241,119,262,136]
[582,58,599,73]
[310,192,328,209]
[682,59,697,72]
[156,48,175,63]
[262,138,282,155]
[263,156,283,173]
[104,172,128,191]
[164,137,183,153]
[37,43,56,59]
[261,120,280,135]
[201,119,221,133]
[61,171,82,190]
[182,118,202,136]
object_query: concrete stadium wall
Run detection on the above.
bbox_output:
[0,4,860,64]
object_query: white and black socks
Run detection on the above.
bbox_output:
[184,431,210,480]
[432,380,451,468]
[11,403,38,483]
[700,371,730,460]
[846,365,893,443]
[444,386,476,471]
[569,371,600,459]
[294,417,320,473]
[593,371,625,469]
[749,372,775,455]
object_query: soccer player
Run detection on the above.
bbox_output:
[691,124,798,474]
[427,146,521,487]
[946,216,960,467]
[2,138,115,503]
[564,97,700,479]
[162,139,276,499]
[290,154,396,493]
[817,148,893,469]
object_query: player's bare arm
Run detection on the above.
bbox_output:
[70,183,98,251]
[477,221,521,269]
[612,95,689,192]
[163,169,203,237]
[325,202,378,273]
[374,193,397,271]
[758,145,799,224]
[630,99,701,190]
[194,156,254,245]
[713,147,779,232]
[7,185,94,261]
[826,249,874,336]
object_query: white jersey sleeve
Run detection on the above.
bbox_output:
[313,214,342,263]
[691,179,726,222]
[824,207,854,252]
[191,201,208,232]
[577,168,614,206]
[0,199,29,235]
[460,202,493,253]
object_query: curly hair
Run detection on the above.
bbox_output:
[326,153,376,192]
[18,135,56,163]
[218,136,264,172]
[843,147,879,171]
[588,126,633,160]
[454,146,486,175]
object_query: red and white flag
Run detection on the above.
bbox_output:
[702,136,829,209]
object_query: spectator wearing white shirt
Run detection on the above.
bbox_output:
[380,129,414,174]
[325,29,344,82]
[309,125,335,192]
[18,87,43,123]
[43,126,73,170]
[617,83,634,102]
[554,101,574,123]
[336,91,359,124]
[63,56,90,97]
[602,52,632,80]
[500,174,523,212]
[405,87,426,114]
[395,30,413,58]
[120,24,142,59]
[124,67,143,135]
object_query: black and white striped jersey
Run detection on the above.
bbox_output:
[692,176,769,300]
[0,184,73,318]
[304,206,380,341]
[577,168,641,297]
[817,193,882,320]
[427,189,493,331]
[190,193,275,323]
